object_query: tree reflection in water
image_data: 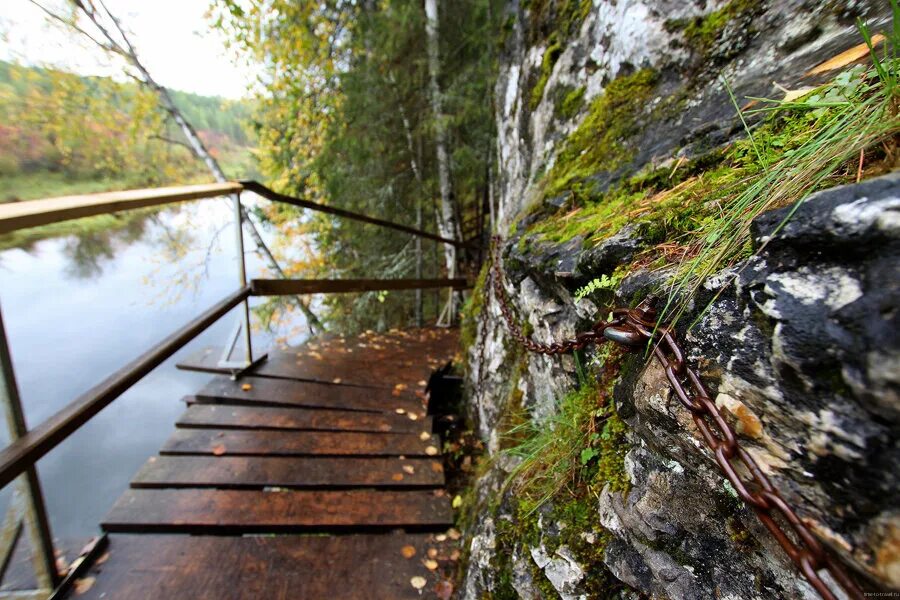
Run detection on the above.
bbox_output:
[62,212,156,279]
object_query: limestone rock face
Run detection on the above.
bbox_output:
[463,173,899,599]
[461,1,898,598]
[604,176,900,597]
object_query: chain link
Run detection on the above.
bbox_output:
[488,236,864,600]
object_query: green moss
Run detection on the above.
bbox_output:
[543,68,659,201]
[524,0,593,44]
[669,0,764,56]
[530,33,562,109]
[554,84,586,120]
[522,65,871,268]
[460,261,491,356]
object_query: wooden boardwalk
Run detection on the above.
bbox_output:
[66,328,459,599]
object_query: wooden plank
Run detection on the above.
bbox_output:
[250,277,468,295]
[130,455,444,489]
[173,405,430,434]
[161,428,440,457]
[68,533,447,600]
[176,327,458,391]
[193,376,424,414]
[0,182,242,235]
[102,489,452,533]
[0,286,251,491]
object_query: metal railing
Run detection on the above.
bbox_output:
[0,181,471,598]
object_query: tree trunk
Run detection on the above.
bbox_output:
[394,86,424,327]
[134,68,325,334]
[424,0,460,317]
[34,0,325,336]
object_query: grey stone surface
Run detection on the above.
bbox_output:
[461,1,897,598]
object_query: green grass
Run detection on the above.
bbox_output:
[662,12,900,327]
[502,346,629,511]
[0,172,153,203]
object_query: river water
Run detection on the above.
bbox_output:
[0,194,308,543]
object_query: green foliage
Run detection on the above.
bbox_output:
[574,268,626,300]
[482,346,630,597]
[503,349,630,511]
[0,60,257,201]
[214,0,502,332]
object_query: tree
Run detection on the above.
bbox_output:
[424,0,461,294]
[212,0,501,332]
[28,0,324,335]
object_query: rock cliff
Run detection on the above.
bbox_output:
[458,1,899,598]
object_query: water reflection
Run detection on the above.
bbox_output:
[0,195,308,542]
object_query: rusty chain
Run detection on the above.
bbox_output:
[488,236,864,600]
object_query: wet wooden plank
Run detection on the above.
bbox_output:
[177,327,458,390]
[161,428,440,457]
[68,533,446,600]
[131,455,445,489]
[193,376,424,414]
[174,405,430,434]
[102,489,452,533]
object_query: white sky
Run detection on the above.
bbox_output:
[0,0,257,99]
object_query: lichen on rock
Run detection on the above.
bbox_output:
[460,0,898,598]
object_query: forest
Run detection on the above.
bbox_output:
[210,0,501,332]
[0,59,257,202]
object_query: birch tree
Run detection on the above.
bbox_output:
[28,0,324,334]
[424,0,462,293]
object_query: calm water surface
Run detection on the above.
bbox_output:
[0,194,307,542]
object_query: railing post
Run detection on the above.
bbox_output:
[232,192,253,365]
[0,304,60,591]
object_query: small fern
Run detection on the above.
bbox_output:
[574,272,622,300]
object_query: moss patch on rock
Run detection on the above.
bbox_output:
[488,346,632,595]
[553,84,586,120]
[543,68,660,201]
[530,33,563,109]
[666,0,765,58]
[522,64,899,291]
[460,261,491,358]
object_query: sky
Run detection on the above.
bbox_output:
[0,0,257,99]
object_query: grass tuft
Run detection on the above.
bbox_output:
[662,9,900,327]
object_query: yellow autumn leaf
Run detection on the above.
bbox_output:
[401,545,416,559]
[806,35,885,75]
[74,576,96,595]
[781,86,815,102]
[410,576,427,590]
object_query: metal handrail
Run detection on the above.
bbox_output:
[0,286,251,491]
[0,180,475,595]
[0,180,465,247]
[239,180,470,248]
[250,277,469,295]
